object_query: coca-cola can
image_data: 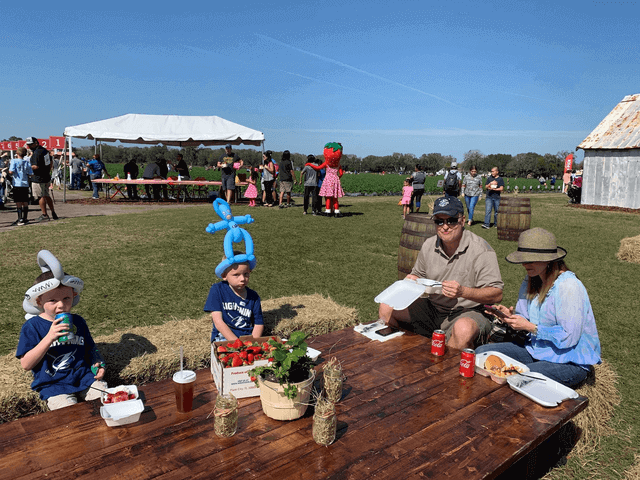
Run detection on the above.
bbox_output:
[431,330,446,356]
[459,348,476,377]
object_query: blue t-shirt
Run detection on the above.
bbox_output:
[87,159,105,176]
[9,158,34,187]
[204,282,263,342]
[16,314,99,400]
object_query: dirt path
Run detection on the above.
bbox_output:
[0,189,203,232]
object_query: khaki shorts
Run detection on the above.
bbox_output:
[406,298,492,346]
[32,182,51,198]
[46,380,108,410]
[279,181,293,193]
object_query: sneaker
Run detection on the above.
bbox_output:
[92,196,99,200]
[303,211,307,215]
[18,219,26,226]
[51,212,59,220]
[481,224,490,229]
[279,204,285,209]
[312,212,317,216]
[35,215,50,223]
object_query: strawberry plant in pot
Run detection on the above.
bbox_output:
[248,331,316,420]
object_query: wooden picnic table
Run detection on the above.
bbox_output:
[0,328,587,479]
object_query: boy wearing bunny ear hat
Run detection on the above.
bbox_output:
[16,250,108,410]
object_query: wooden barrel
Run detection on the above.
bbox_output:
[398,213,438,279]
[497,197,532,241]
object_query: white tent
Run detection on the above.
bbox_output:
[64,113,265,147]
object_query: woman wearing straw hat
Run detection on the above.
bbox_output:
[476,228,601,387]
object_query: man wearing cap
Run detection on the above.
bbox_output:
[26,137,58,222]
[443,161,462,197]
[217,144,242,203]
[379,196,503,349]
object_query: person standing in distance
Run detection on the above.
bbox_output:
[482,166,504,229]
[25,137,58,222]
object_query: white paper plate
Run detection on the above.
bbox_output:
[374,279,426,310]
[100,399,145,426]
[507,372,579,407]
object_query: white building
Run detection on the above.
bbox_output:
[577,93,640,209]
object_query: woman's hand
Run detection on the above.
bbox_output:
[501,312,536,333]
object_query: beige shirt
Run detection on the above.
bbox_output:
[411,229,503,312]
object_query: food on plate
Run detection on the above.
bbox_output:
[484,355,506,371]
[483,355,525,378]
[103,389,136,403]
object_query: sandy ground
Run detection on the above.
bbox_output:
[0,188,202,232]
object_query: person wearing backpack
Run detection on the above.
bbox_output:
[443,162,461,197]
[410,164,427,212]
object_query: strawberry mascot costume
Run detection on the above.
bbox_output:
[306,142,345,216]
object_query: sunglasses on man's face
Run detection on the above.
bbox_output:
[433,217,460,226]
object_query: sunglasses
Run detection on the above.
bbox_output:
[433,217,460,226]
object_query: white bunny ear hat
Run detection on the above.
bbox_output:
[23,250,84,317]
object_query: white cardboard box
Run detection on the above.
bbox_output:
[210,335,277,399]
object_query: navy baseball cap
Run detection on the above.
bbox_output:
[433,196,464,217]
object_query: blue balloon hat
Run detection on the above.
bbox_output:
[206,198,257,278]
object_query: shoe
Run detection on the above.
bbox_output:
[35,215,50,223]
[10,219,20,226]
[467,221,472,226]
[303,211,307,215]
[312,212,317,216]
[279,204,285,209]
[481,224,490,229]
[92,196,99,200]
[51,212,58,220]
[18,219,26,226]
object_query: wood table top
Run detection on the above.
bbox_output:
[0,328,587,480]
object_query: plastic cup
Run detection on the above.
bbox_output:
[173,370,196,413]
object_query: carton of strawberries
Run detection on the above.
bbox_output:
[211,335,284,398]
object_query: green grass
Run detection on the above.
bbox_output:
[0,193,638,478]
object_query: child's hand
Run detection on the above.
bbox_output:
[47,316,70,343]
[92,363,106,380]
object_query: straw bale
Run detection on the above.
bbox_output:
[0,294,358,423]
[617,235,640,265]
[624,454,640,480]
[570,360,621,456]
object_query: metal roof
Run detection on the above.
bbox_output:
[578,94,640,150]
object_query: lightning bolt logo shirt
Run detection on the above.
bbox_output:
[16,314,98,400]
[204,281,264,342]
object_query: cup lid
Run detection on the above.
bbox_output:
[173,370,196,384]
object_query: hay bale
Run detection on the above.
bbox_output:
[0,294,358,423]
[570,360,621,456]
[617,234,640,265]
[624,454,640,480]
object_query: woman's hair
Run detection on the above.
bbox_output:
[526,259,569,301]
[264,150,272,160]
[282,150,290,161]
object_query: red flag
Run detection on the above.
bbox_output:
[564,153,574,173]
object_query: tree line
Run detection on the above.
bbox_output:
[3,136,573,177]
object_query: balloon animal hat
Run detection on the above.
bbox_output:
[206,198,257,278]
[23,250,84,317]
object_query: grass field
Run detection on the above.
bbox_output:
[0,193,638,479]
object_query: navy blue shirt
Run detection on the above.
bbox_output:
[16,314,99,400]
[204,282,264,342]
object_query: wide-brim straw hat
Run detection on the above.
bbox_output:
[506,228,567,264]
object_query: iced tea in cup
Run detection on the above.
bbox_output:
[173,370,196,413]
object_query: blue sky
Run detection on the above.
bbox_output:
[2,0,638,162]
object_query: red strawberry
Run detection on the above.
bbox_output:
[248,353,254,364]
[250,376,257,382]
[232,356,243,367]
[231,339,244,349]
[243,340,253,347]
[239,351,248,360]
[323,142,343,168]
[219,355,228,364]
[217,345,227,353]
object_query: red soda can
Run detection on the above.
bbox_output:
[459,348,475,377]
[431,330,446,356]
